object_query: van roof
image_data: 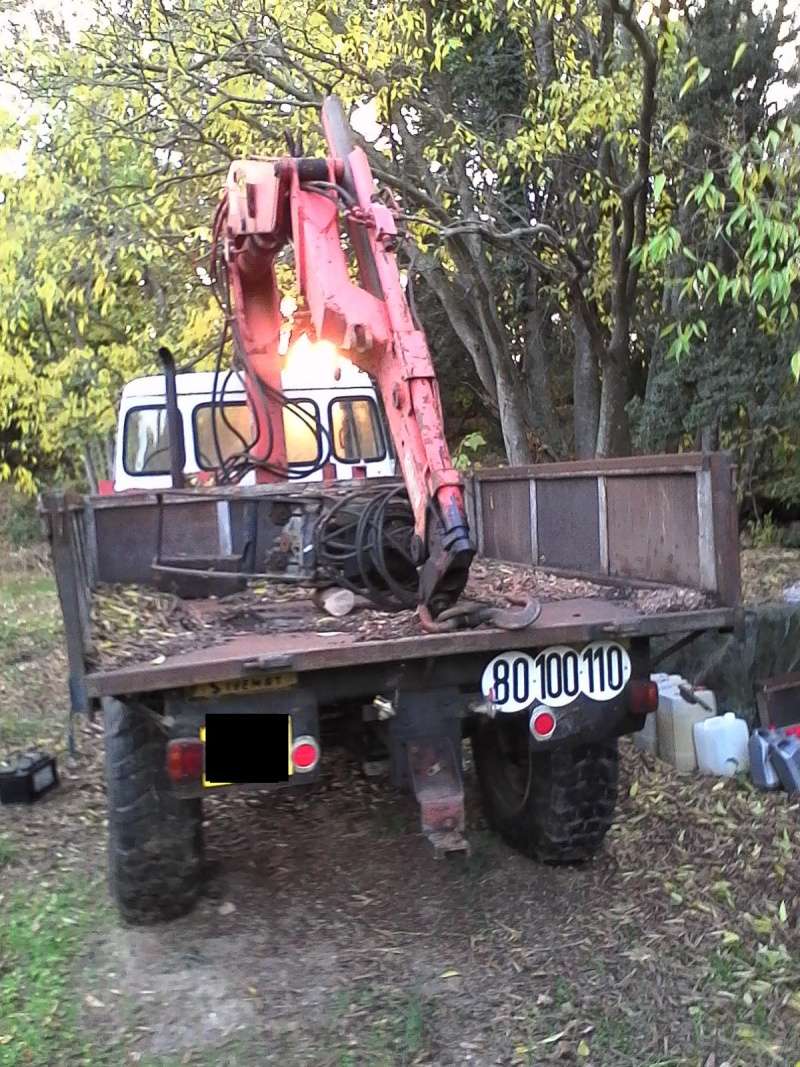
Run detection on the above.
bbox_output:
[122,372,245,398]
[122,360,376,401]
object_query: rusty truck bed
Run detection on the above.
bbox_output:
[43,452,742,707]
[86,597,736,698]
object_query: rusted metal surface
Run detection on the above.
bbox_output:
[95,500,222,584]
[44,453,742,703]
[474,453,713,481]
[537,478,601,571]
[606,474,700,588]
[478,479,532,562]
[85,601,738,698]
[757,672,800,730]
[39,493,91,735]
[473,452,741,605]
[92,493,321,585]
[407,739,468,855]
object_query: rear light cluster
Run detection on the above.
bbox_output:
[629,679,659,716]
[527,677,657,743]
[291,735,320,773]
[167,739,204,783]
[167,734,322,783]
[530,709,556,740]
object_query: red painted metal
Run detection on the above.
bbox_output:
[216,95,473,606]
[406,739,468,854]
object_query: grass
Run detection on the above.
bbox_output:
[591,1014,635,1058]
[0,568,105,1066]
[0,834,18,868]
[0,878,111,1067]
[0,569,64,750]
[328,987,429,1067]
[0,573,60,654]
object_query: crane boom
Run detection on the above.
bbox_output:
[215,97,474,613]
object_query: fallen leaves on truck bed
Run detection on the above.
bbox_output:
[464,561,711,616]
[88,560,713,671]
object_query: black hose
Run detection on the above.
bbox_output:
[315,484,418,609]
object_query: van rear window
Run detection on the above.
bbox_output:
[193,399,321,469]
[329,397,385,463]
[122,406,170,475]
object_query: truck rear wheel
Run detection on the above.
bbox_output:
[103,697,204,924]
[472,718,618,863]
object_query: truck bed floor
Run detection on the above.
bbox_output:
[86,560,731,698]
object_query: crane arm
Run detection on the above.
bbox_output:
[218,98,474,613]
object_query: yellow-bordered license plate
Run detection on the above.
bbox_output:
[187,672,297,700]
[200,715,293,788]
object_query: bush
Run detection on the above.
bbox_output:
[0,489,43,547]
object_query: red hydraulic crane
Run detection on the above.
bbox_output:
[211,96,474,614]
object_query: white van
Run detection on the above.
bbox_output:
[113,344,395,492]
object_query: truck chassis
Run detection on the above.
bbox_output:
[43,452,740,923]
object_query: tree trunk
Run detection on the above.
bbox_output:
[595,347,631,457]
[570,306,601,458]
[699,424,719,451]
[83,443,99,494]
[523,269,565,457]
[496,364,534,464]
[422,263,499,407]
[421,254,532,463]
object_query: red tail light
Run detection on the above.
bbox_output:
[291,736,320,773]
[629,680,659,716]
[167,739,204,782]
[530,709,557,740]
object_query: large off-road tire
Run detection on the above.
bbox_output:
[472,718,619,863]
[103,697,204,924]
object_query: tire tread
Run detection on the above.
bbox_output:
[104,697,203,924]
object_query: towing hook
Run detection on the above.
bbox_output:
[484,595,542,630]
[418,595,541,634]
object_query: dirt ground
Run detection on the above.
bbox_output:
[3,548,800,1067]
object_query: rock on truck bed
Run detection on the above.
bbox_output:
[88,560,714,672]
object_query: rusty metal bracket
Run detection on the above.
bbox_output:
[407,739,468,856]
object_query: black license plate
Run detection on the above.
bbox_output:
[203,713,290,785]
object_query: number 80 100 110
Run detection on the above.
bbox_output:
[480,641,632,712]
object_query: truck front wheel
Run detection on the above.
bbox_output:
[103,697,204,924]
[472,718,618,863]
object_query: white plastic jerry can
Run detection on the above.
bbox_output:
[693,712,750,777]
[693,687,717,715]
[657,688,714,772]
[634,712,658,756]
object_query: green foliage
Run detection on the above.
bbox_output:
[0,0,797,497]
[744,513,784,549]
[453,431,487,471]
[0,489,41,546]
[632,0,800,503]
